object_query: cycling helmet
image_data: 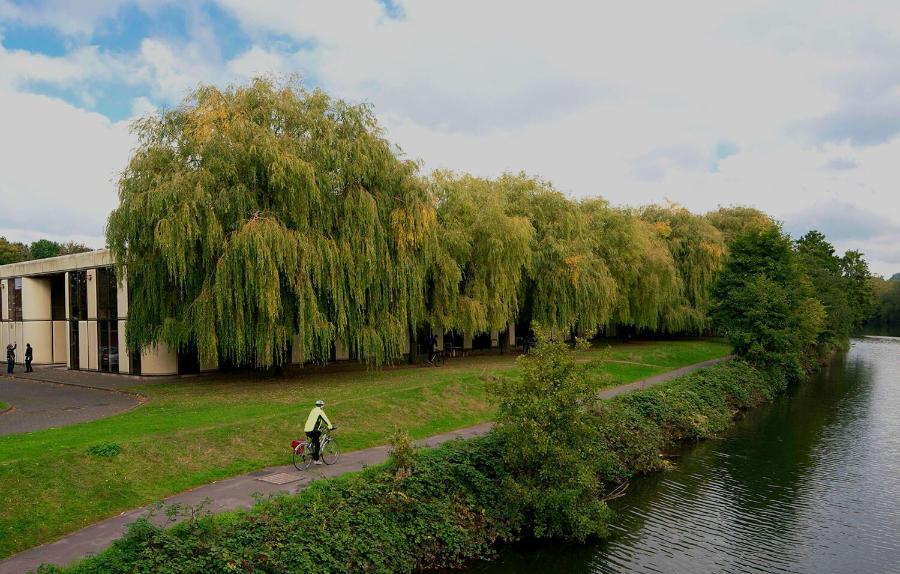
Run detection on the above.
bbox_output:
[315,399,325,407]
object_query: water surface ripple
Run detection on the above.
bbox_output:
[473,337,900,574]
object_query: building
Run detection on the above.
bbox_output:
[1,249,516,376]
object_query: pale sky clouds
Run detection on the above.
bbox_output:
[0,0,899,275]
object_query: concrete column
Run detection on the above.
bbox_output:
[463,332,472,350]
[79,320,89,369]
[140,342,178,375]
[87,320,98,370]
[508,323,516,346]
[52,321,67,364]
[118,319,130,373]
[436,331,444,351]
[490,330,499,348]
[64,272,71,368]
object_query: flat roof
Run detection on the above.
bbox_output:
[0,249,113,279]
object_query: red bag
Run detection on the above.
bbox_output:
[291,440,302,450]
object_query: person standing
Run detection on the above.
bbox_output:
[6,343,16,377]
[24,343,33,373]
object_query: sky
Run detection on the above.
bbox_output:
[0,1,899,276]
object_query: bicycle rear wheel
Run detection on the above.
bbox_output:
[320,439,341,465]
[292,443,312,471]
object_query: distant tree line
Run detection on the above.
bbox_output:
[0,237,92,265]
[106,78,876,368]
[866,274,900,331]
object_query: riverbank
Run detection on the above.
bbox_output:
[475,336,900,573]
[0,339,729,560]
[37,354,784,574]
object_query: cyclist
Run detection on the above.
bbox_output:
[304,399,334,465]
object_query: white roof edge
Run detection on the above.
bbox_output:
[0,248,114,278]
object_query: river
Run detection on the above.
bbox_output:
[473,336,900,574]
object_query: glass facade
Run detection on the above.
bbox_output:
[7,278,22,321]
[96,267,119,373]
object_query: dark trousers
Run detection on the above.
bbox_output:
[25,359,32,372]
[306,430,322,460]
[6,360,13,374]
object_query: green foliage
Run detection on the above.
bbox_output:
[640,204,726,332]
[388,427,419,479]
[867,275,900,330]
[504,174,617,334]
[711,226,824,379]
[107,78,435,367]
[841,250,876,333]
[0,237,91,265]
[27,239,61,260]
[428,171,533,334]
[50,356,788,574]
[490,331,613,540]
[705,206,775,245]
[796,230,853,347]
[0,236,29,265]
[85,442,122,458]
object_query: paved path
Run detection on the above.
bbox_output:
[0,355,731,573]
[0,378,142,436]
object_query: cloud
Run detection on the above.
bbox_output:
[1,0,900,277]
[821,157,859,171]
[0,90,135,246]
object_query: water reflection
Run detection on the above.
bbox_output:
[473,337,900,574]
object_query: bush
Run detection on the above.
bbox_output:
[52,354,788,573]
[85,443,121,458]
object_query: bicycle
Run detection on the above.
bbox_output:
[424,349,445,367]
[291,427,341,470]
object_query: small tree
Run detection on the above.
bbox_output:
[489,330,612,540]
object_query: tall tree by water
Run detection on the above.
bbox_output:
[581,200,679,332]
[795,231,853,348]
[503,174,617,334]
[427,171,533,335]
[711,226,825,379]
[640,204,726,332]
[107,79,436,367]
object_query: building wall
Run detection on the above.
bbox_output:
[0,250,183,374]
[141,343,178,375]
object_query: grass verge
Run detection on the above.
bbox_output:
[0,339,728,559]
[45,355,774,574]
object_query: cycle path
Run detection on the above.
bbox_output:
[0,355,731,573]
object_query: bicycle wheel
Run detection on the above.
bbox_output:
[320,438,341,465]
[292,443,312,471]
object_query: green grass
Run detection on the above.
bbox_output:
[0,401,7,411]
[0,338,729,558]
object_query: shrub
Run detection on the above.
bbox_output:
[85,443,121,458]
[51,355,789,573]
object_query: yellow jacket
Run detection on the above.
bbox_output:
[304,406,333,433]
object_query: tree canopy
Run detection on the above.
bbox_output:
[108,79,436,367]
[107,77,876,368]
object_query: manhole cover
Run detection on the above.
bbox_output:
[257,472,302,485]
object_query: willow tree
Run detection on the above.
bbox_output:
[107,79,435,367]
[427,171,533,334]
[580,200,680,331]
[503,174,617,334]
[639,204,725,332]
[705,206,775,245]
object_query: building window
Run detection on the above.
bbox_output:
[7,278,22,321]
[97,267,119,373]
[96,267,118,320]
[69,271,88,320]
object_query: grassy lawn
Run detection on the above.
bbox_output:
[0,339,729,558]
[0,401,7,411]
